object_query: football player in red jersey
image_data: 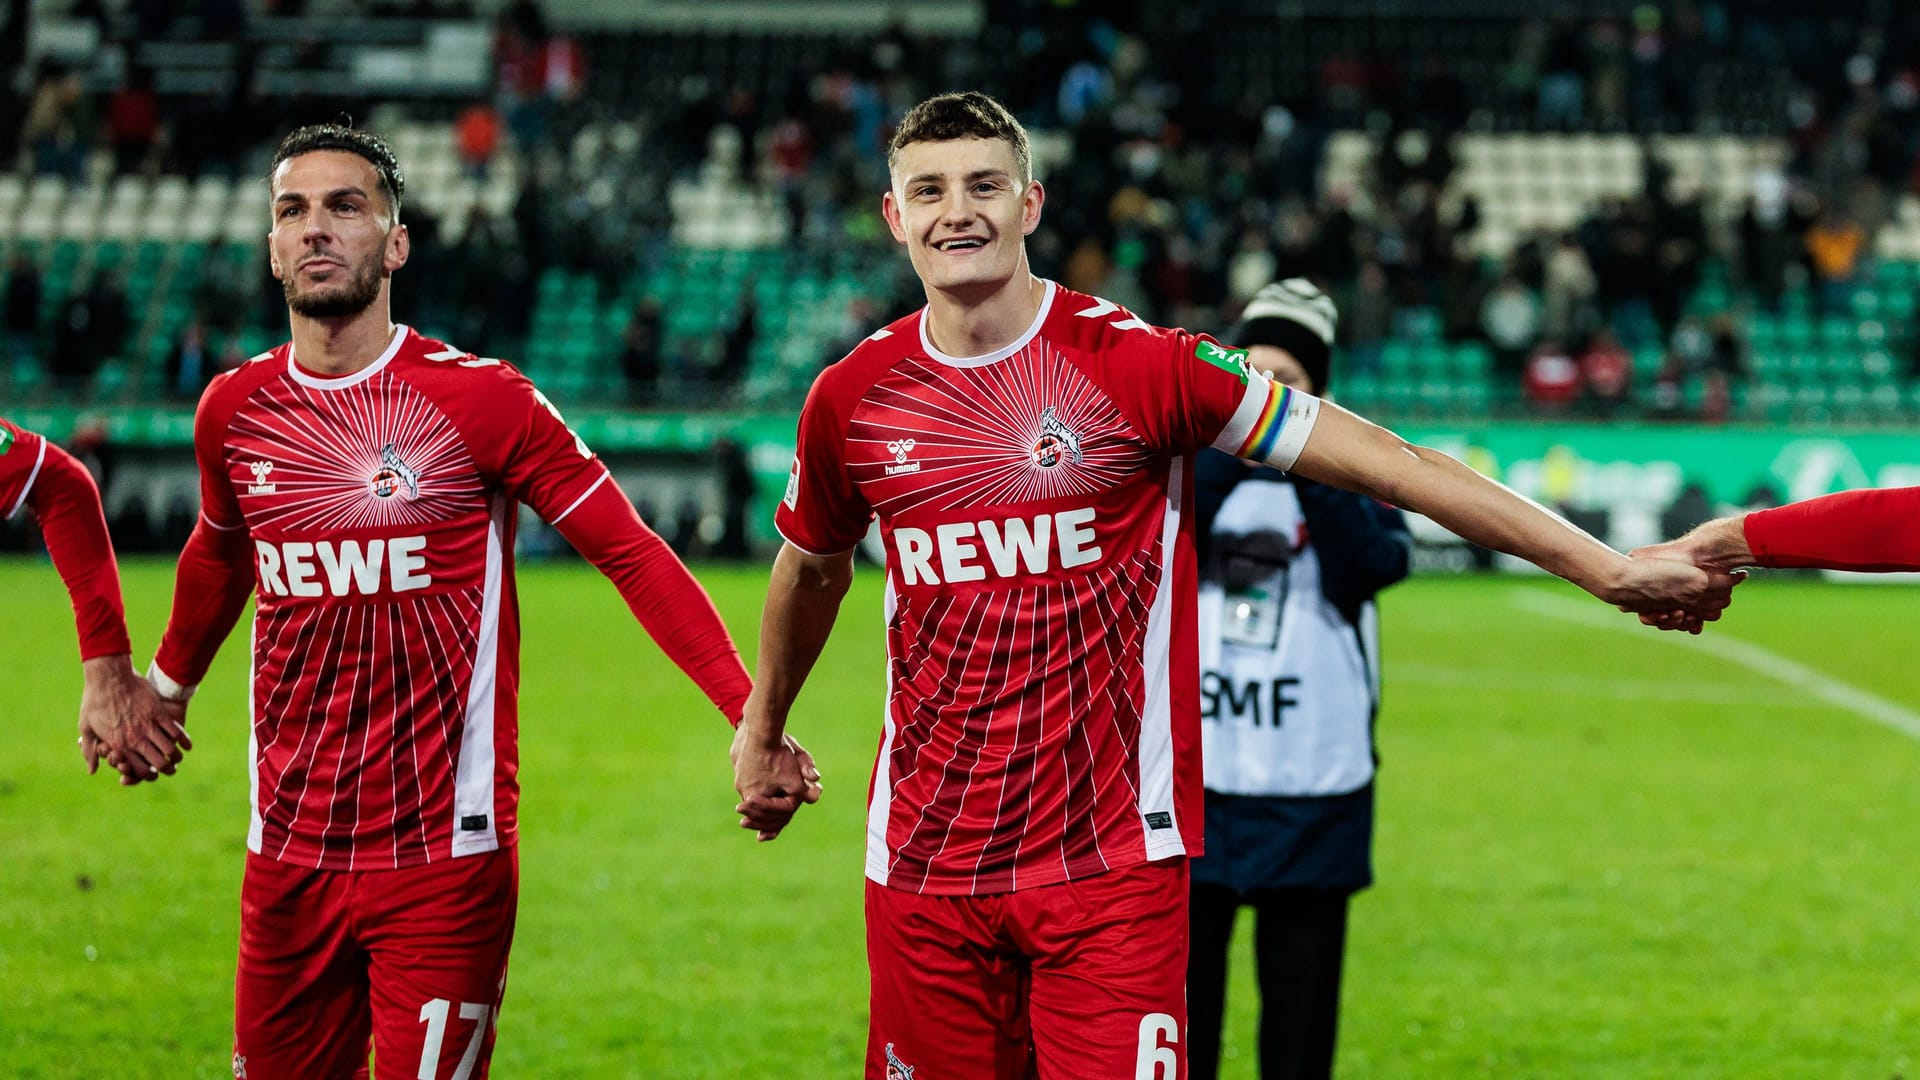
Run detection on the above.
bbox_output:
[1634,486,1920,578]
[733,91,1739,1079]
[2,417,186,782]
[146,123,814,1079]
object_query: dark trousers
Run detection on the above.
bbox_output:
[1187,882,1351,1080]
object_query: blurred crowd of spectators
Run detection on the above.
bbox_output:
[4,0,1920,418]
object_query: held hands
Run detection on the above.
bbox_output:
[1620,516,1754,632]
[1599,548,1745,635]
[729,721,823,842]
[77,656,192,785]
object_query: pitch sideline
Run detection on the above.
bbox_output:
[1510,588,1920,742]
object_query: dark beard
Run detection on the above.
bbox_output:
[285,254,383,318]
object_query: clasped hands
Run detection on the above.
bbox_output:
[730,716,823,842]
[76,655,191,785]
[1607,517,1753,634]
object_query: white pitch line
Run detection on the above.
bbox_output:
[1391,662,1803,707]
[1509,589,1920,742]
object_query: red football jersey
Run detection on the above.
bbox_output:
[0,418,49,520]
[188,326,610,871]
[776,281,1320,895]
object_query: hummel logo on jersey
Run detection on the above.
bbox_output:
[885,438,921,477]
[369,443,420,500]
[894,508,1103,586]
[254,536,432,597]
[884,1043,915,1080]
[246,460,277,495]
[1031,406,1083,469]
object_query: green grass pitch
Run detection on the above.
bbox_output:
[2,557,1917,1078]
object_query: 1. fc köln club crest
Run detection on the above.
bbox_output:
[884,1043,915,1080]
[1030,405,1083,469]
[368,442,421,500]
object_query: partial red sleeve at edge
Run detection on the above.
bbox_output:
[1743,487,1920,572]
[552,480,753,724]
[26,445,131,660]
[151,518,257,687]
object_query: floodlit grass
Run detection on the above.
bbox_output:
[1,557,1916,1077]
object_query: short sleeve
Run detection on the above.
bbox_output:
[0,419,48,520]
[1143,329,1322,472]
[773,369,871,555]
[495,369,612,524]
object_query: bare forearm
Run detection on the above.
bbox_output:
[1387,445,1626,593]
[744,545,853,738]
[1293,409,1628,598]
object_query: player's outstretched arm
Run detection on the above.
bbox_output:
[545,479,824,833]
[734,542,852,842]
[1287,403,1741,628]
[18,436,190,781]
[1639,487,1920,575]
[550,479,755,719]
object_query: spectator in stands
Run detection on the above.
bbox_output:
[1738,184,1796,311]
[1524,341,1582,412]
[1342,260,1392,377]
[105,67,161,175]
[1579,329,1634,416]
[1541,236,1599,347]
[166,319,215,400]
[455,103,503,180]
[715,283,758,401]
[1804,206,1867,312]
[1480,273,1542,374]
[50,271,128,396]
[23,64,92,178]
[3,252,41,364]
[768,113,814,244]
[619,299,663,403]
[1536,17,1587,130]
[92,270,129,357]
[711,436,756,562]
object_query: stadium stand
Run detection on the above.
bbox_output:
[2,0,1918,549]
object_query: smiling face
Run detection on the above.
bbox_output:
[882,137,1043,297]
[267,150,408,320]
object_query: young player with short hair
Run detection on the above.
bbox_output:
[733,91,1737,1079]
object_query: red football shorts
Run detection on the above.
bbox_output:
[866,858,1189,1080]
[232,847,518,1080]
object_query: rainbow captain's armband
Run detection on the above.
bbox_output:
[1212,375,1321,472]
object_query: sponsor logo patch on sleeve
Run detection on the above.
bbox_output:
[1195,340,1251,384]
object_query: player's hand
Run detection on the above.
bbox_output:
[1600,554,1744,634]
[1631,515,1756,575]
[730,722,822,843]
[77,655,192,783]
